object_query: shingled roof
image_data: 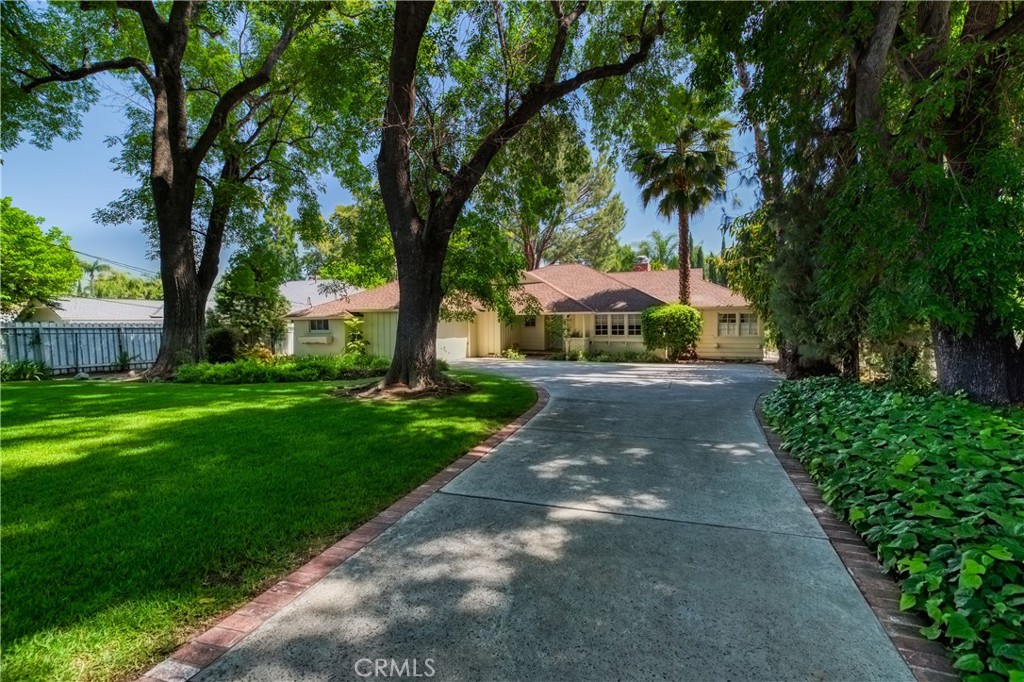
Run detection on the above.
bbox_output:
[289,264,750,318]
[609,269,750,308]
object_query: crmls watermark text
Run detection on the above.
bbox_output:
[353,658,436,678]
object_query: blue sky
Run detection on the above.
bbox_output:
[2,100,757,274]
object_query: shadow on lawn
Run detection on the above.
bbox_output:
[0,375,533,660]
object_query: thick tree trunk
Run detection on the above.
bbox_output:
[931,317,1020,404]
[383,223,451,390]
[677,209,691,304]
[148,179,208,377]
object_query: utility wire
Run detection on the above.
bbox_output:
[19,233,161,276]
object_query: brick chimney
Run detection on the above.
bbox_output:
[632,255,651,272]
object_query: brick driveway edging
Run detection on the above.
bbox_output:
[754,397,958,682]
[138,385,550,682]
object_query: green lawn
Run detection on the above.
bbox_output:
[0,372,535,682]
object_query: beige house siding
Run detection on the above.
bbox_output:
[473,311,503,357]
[695,308,764,360]
[363,311,398,358]
[436,319,470,360]
[519,315,546,351]
[291,317,347,357]
[500,322,520,352]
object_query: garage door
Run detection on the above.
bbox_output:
[436,320,469,360]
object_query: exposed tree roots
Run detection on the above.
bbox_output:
[334,375,473,401]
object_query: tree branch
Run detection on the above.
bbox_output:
[189,5,322,167]
[19,56,157,92]
[854,1,902,135]
[982,5,1024,43]
[438,4,665,227]
[543,0,588,84]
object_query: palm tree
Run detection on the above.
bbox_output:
[632,109,737,302]
[78,259,112,297]
[637,230,678,270]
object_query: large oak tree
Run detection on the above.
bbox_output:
[2,1,334,374]
[375,0,667,390]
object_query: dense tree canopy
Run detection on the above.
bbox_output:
[213,244,290,349]
[696,1,1024,402]
[1,0,374,374]
[0,197,82,313]
[477,113,625,270]
[89,271,163,300]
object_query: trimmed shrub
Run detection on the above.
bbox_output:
[763,378,1024,680]
[176,353,391,384]
[641,304,703,360]
[205,328,241,364]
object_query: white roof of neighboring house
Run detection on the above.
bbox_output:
[26,280,353,323]
[38,297,165,323]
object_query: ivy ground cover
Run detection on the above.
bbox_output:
[0,373,535,682]
[763,378,1024,681]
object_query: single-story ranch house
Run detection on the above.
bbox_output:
[288,263,764,362]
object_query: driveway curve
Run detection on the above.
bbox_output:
[196,361,912,682]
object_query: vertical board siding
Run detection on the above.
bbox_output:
[364,312,398,359]
[0,322,162,374]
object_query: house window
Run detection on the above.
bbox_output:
[739,313,759,336]
[309,319,330,332]
[524,316,537,328]
[717,313,737,336]
[610,314,625,336]
[627,314,642,336]
[595,314,609,336]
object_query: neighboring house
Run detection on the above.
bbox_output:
[24,297,165,323]
[288,263,765,361]
[23,280,349,324]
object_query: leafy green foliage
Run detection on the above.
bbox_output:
[637,230,679,270]
[204,327,241,364]
[641,304,703,360]
[0,360,52,381]
[476,112,625,270]
[88,270,162,300]
[501,347,526,361]
[306,200,397,288]
[763,379,1024,680]
[212,245,290,347]
[0,198,82,312]
[175,353,390,384]
[343,317,368,355]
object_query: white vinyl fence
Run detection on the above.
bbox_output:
[0,322,162,374]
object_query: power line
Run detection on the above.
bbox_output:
[19,233,161,276]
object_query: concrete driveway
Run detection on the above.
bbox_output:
[196,360,912,682]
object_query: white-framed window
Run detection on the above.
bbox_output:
[309,319,330,332]
[739,313,759,336]
[524,316,537,328]
[594,313,641,336]
[718,313,737,336]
